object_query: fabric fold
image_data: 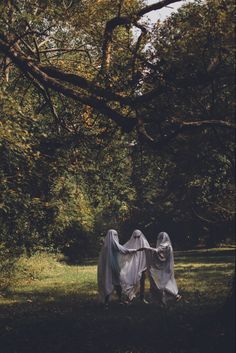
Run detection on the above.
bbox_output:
[97,229,131,303]
[119,229,150,300]
[146,232,178,300]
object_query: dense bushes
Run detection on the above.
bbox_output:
[0,249,63,292]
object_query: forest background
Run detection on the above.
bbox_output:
[0,2,235,352]
[0,0,235,268]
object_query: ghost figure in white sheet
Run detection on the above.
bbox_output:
[119,229,150,301]
[146,232,179,303]
[97,229,134,303]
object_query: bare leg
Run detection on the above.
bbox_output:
[148,274,162,304]
[140,271,149,303]
[140,271,145,301]
[115,285,122,302]
[105,295,110,307]
[164,288,182,302]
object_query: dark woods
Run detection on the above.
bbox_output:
[0,0,235,262]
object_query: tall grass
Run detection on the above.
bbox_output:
[0,250,63,292]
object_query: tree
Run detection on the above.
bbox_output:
[0,0,235,254]
[0,0,233,142]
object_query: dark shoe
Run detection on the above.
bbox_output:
[140,299,149,304]
[176,295,182,302]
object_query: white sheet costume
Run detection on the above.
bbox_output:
[97,229,134,303]
[146,232,179,302]
[119,230,150,301]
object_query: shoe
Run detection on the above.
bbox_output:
[119,300,129,305]
[141,299,149,304]
[176,295,182,302]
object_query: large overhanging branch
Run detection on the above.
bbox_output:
[0,0,235,149]
[0,33,166,108]
[131,23,147,80]
[101,16,131,72]
[101,0,181,71]
[137,0,182,16]
[176,120,235,129]
[1,33,235,145]
[0,34,135,132]
[138,118,236,148]
[40,62,167,106]
[39,65,133,105]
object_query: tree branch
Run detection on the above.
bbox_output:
[175,119,235,130]
[101,16,131,72]
[137,0,181,17]
[131,23,147,80]
[137,118,235,148]
[39,65,133,105]
[101,0,181,71]
[0,34,135,132]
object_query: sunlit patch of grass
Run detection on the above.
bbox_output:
[1,263,98,306]
[173,251,234,306]
[0,248,235,353]
[0,248,234,309]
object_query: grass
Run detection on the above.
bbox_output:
[0,248,235,353]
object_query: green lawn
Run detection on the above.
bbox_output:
[0,248,235,353]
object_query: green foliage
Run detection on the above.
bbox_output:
[14,252,63,281]
[0,243,19,291]
[0,0,235,258]
[128,0,235,244]
[0,249,62,291]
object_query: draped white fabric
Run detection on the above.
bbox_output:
[97,229,131,303]
[146,232,178,298]
[119,230,150,300]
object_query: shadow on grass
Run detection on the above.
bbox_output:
[0,294,234,353]
[0,249,235,353]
